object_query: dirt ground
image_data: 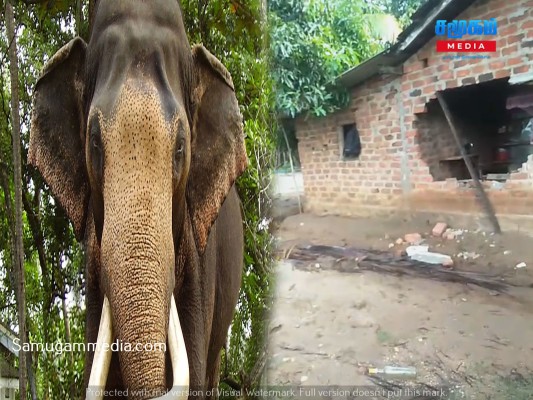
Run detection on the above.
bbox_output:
[266,197,533,399]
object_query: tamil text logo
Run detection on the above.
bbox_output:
[435,19,497,53]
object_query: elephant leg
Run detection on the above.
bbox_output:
[205,352,221,400]
[205,187,244,396]
[176,225,209,399]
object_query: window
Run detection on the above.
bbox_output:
[341,123,361,160]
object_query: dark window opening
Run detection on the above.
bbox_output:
[342,123,361,160]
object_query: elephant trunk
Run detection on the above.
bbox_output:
[98,209,182,399]
[109,248,169,398]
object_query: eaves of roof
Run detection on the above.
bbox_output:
[337,0,479,89]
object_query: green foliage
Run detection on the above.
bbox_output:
[1,2,88,397]
[376,0,428,27]
[269,0,389,118]
[1,0,274,398]
[269,0,427,119]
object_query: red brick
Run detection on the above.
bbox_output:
[472,65,486,74]
[405,61,425,73]
[522,20,533,30]
[502,45,518,56]
[489,61,506,69]
[507,34,525,44]
[413,104,426,114]
[494,69,511,79]
[423,85,435,95]
[507,56,522,66]
[500,25,518,36]
[412,80,424,88]
[514,65,530,74]
[457,69,470,78]
[440,71,454,80]
[408,71,423,81]
[432,222,448,237]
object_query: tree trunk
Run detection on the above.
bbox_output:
[75,0,83,36]
[0,167,37,400]
[61,281,76,399]
[6,2,27,398]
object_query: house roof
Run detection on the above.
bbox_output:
[0,322,19,357]
[338,0,478,88]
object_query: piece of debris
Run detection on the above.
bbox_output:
[404,233,423,244]
[406,245,428,255]
[457,251,480,260]
[406,245,454,266]
[395,238,403,245]
[443,228,465,240]
[432,222,448,237]
[287,245,510,292]
[367,366,417,379]
[300,376,308,383]
[503,250,511,255]
[443,232,456,240]
[394,248,406,257]
[515,262,527,269]
[388,243,394,249]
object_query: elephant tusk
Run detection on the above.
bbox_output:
[86,296,113,400]
[84,295,188,400]
[152,294,189,400]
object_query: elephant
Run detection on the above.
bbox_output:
[28,1,248,399]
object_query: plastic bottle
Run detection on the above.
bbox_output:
[367,366,417,379]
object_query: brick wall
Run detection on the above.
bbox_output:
[296,0,533,218]
[296,76,405,214]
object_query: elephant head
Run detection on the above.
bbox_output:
[28,1,247,398]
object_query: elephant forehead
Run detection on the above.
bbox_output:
[99,80,177,144]
[97,82,178,182]
[93,0,184,35]
[96,83,177,217]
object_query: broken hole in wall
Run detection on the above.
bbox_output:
[414,78,533,182]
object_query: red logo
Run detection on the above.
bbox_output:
[436,40,497,52]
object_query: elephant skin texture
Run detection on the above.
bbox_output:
[28,1,248,399]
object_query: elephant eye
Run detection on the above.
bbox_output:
[90,120,102,151]
[176,138,185,154]
[89,119,104,182]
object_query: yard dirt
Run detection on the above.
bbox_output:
[266,198,533,399]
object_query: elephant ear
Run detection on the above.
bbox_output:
[28,37,89,241]
[188,45,248,253]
